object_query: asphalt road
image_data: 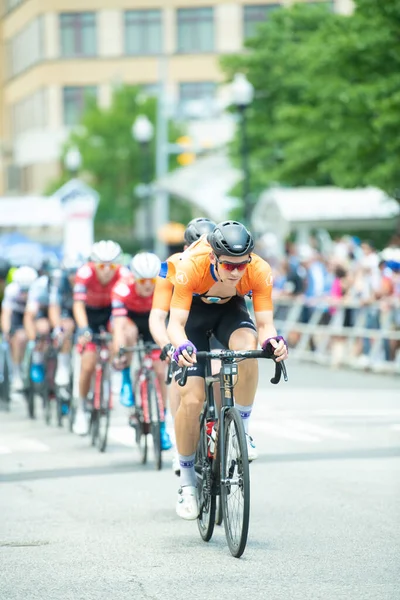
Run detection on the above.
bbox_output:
[1,361,399,600]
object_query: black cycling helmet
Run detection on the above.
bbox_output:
[184,217,216,245]
[207,220,254,257]
[0,257,11,280]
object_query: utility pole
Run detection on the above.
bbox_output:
[154,57,169,260]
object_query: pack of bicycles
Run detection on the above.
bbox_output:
[0,218,289,558]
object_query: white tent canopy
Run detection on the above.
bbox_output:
[251,186,400,237]
[156,152,239,222]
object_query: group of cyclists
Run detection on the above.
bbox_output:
[0,217,288,521]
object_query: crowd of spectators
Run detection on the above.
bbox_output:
[255,232,400,366]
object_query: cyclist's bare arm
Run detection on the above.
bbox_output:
[254,310,277,342]
[1,306,12,336]
[73,300,88,329]
[112,316,126,354]
[149,308,170,349]
[167,307,196,366]
[255,310,287,362]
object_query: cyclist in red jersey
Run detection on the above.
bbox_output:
[112,252,172,450]
[72,240,125,435]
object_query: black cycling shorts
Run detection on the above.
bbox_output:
[174,295,256,381]
[86,306,112,334]
[127,310,154,343]
[10,311,24,335]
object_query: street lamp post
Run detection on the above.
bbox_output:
[64,147,82,178]
[231,73,254,228]
[132,115,154,251]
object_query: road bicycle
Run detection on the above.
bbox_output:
[118,339,166,470]
[179,345,288,558]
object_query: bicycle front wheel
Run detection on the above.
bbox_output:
[97,366,111,453]
[196,418,216,542]
[147,376,162,471]
[0,353,10,409]
[220,407,250,558]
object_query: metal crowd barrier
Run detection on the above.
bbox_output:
[272,296,400,374]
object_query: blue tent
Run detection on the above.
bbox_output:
[0,232,61,267]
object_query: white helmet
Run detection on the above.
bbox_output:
[130,252,161,280]
[90,240,122,263]
[13,266,38,289]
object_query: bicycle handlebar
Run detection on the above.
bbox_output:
[118,343,160,356]
[178,348,288,388]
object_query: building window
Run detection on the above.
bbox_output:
[8,16,44,78]
[63,86,97,126]
[12,89,48,136]
[243,4,280,40]
[60,13,97,58]
[179,81,216,118]
[177,8,214,53]
[124,10,162,55]
[5,0,25,13]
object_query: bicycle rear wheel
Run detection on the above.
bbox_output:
[97,366,111,453]
[220,407,250,558]
[147,376,162,470]
[196,418,216,542]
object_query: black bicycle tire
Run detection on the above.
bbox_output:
[97,366,111,453]
[220,407,250,558]
[196,418,216,542]
[215,494,223,526]
[0,354,10,408]
[147,376,162,471]
[56,389,63,427]
[43,383,51,425]
[91,410,99,446]
[27,383,35,419]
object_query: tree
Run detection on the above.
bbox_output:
[221,1,400,206]
[47,86,182,249]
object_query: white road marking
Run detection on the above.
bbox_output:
[251,421,320,443]
[284,419,353,440]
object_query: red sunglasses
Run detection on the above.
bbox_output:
[216,257,252,272]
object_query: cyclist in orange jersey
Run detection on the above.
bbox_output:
[165,221,288,520]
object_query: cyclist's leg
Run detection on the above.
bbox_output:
[113,314,137,406]
[55,314,75,386]
[174,302,213,518]
[215,298,258,459]
[9,313,26,389]
[30,315,51,383]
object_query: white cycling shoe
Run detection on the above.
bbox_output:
[246,434,258,462]
[176,486,199,521]
[73,409,89,436]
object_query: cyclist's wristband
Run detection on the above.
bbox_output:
[77,327,93,339]
[160,343,174,361]
[173,341,197,362]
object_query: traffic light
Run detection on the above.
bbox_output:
[176,136,195,167]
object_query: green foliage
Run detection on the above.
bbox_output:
[46,86,184,242]
[221,0,400,204]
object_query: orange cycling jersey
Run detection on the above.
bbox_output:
[151,252,182,312]
[165,238,273,312]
